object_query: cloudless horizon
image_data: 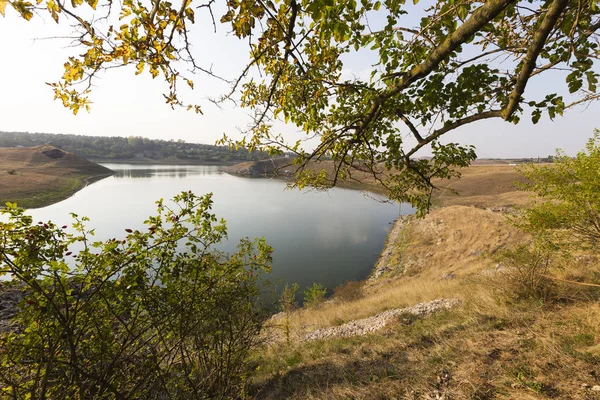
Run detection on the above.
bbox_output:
[1,3,599,159]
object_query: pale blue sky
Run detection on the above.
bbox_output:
[0,3,598,158]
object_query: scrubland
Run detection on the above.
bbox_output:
[249,165,600,400]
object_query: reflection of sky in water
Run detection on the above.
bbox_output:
[25,164,414,293]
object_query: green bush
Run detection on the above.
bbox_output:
[279,283,299,342]
[0,191,272,399]
[303,282,327,309]
[492,244,556,301]
[516,130,600,252]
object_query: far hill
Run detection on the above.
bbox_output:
[225,158,532,209]
[0,131,270,164]
[0,146,113,208]
[225,157,295,176]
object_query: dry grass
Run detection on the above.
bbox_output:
[430,164,534,208]
[0,146,112,208]
[266,206,526,339]
[251,206,600,399]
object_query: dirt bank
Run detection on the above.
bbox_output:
[0,146,113,208]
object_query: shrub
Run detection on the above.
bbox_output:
[0,191,272,399]
[333,280,364,302]
[492,244,556,301]
[516,131,600,252]
[279,283,299,342]
[303,282,327,308]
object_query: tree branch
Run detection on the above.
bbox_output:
[502,0,570,120]
[396,0,517,90]
[398,111,424,143]
[405,110,502,158]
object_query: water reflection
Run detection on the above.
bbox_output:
[28,164,413,295]
[112,166,225,179]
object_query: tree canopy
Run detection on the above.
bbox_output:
[516,130,600,252]
[1,0,599,212]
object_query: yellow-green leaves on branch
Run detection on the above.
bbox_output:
[516,130,600,251]
[3,0,600,214]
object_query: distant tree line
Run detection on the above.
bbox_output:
[0,131,270,163]
[484,156,556,164]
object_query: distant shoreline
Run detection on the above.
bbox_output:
[90,158,244,166]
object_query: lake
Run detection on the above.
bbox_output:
[27,164,413,297]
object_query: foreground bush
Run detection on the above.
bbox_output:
[516,130,600,252]
[0,191,272,399]
[492,244,556,302]
[303,283,327,309]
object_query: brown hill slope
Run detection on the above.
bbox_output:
[0,146,113,208]
[224,157,295,176]
[253,206,600,399]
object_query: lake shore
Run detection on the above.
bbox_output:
[0,146,113,209]
[2,148,531,211]
[253,179,600,399]
[89,157,243,166]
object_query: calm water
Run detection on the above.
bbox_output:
[27,164,413,295]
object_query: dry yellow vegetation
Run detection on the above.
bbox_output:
[0,146,112,208]
[250,168,600,399]
[431,164,533,209]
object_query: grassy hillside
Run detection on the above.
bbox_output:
[249,195,600,399]
[0,146,113,208]
[430,164,533,209]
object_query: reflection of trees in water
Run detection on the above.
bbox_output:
[115,169,157,178]
[114,168,221,179]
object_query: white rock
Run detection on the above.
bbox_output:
[304,298,460,341]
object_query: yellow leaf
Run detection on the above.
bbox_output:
[0,0,8,17]
[20,8,32,20]
[135,62,145,75]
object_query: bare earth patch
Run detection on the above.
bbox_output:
[0,146,112,208]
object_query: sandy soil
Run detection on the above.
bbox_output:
[0,146,113,208]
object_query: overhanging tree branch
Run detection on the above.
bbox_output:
[405,110,503,159]
[395,0,518,90]
[502,0,570,120]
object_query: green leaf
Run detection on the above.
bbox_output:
[532,109,541,124]
[586,71,598,92]
[457,4,469,20]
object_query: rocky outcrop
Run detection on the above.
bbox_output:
[42,148,66,159]
[369,214,412,281]
[0,284,24,333]
[303,298,460,341]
